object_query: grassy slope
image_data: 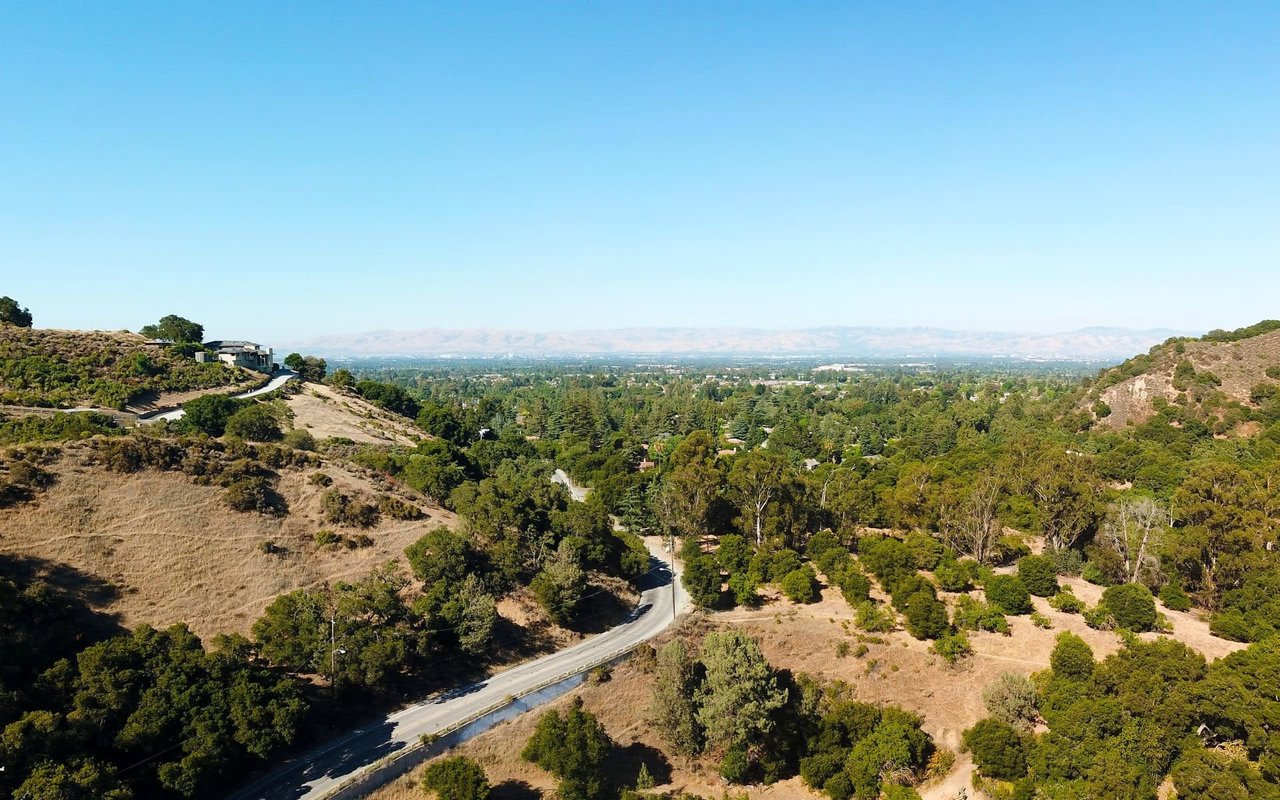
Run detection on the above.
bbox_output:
[0,327,251,410]
[0,445,452,639]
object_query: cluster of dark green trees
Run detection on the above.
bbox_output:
[0,558,306,799]
[646,630,936,799]
[963,632,1280,799]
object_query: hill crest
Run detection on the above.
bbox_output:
[1086,323,1280,431]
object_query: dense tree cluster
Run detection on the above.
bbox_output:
[0,556,306,799]
[960,631,1280,798]
[647,631,935,795]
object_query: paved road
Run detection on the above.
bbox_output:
[140,370,298,423]
[227,536,687,800]
[551,468,590,502]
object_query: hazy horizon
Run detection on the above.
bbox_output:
[4,4,1278,341]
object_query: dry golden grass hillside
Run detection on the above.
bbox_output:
[0,444,451,639]
[1089,328,1280,430]
[285,382,425,446]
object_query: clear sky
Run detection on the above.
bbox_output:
[2,2,1277,343]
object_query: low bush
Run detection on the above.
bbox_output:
[984,574,1032,615]
[1016,555,1059,597]
[1048,589,1084,614]
[953,595,1009,635]
[855,602,896,633]
[780,566,821,604]
[932,632,972,664]
[904,530,945,570]
[933,558,976,592]
[1101,583,1157,632]
[321,488,379,528]
[224,477,286,515]
[283,428,316,451]
[1049,632,1094,680]
[1159,581,1192,611]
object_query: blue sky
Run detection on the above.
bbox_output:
[2,2,1277,343]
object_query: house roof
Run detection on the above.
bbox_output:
[204,340,269,353]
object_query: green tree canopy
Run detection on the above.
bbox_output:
[0,296,33,327]
[422,756,490,800]
[140,315,203,343]
[695,630,788,753]
[522,697,613,800]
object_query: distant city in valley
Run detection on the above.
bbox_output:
[284,324,1194,361]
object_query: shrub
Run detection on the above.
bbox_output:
[1101,583,1157,632]
[889,573,936,612]
[780,566,821,603]
[855,601,896,633]
[720,747,751,783]
[799,751,844,791]
[805,530,843,561]
[1082,562,1111,586]
[1159,581,1192,612]
[183,394,247,437]
[767,549,803,582]
[283,428,316,451]
[1049,632,1094,680]
[1083,605,1115,630]
[904,530,945,570]
[932,632,972,664]
[993,535,1031,565]
[984,575,1032,615]
[830,562,872,604]
[1048,589,1084,614]
[308,471,333,487]
[903,591,950,640]
[983,673,1038,731]
[1016,555,1059,597]
[963,718,1028,780]
[314,529,340,547]
[1030,612,1052,629]
[1046,547,1084,577]
[934,558,975,592]
[858,535,918,590]
[953,595,1008,634]
[225,404,283,442]
[376,494,425,520]
[321,488,379,528]
[224,477,285,514]
[823,772,853,800]
[423,756,490,800]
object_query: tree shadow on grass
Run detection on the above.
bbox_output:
[491,780,542,800]
[605,741,673,788]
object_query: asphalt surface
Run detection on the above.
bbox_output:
[140,370,298,423]
[551,468,590,502]
[227,536,687,800]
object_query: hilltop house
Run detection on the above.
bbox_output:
[197,340,275,373]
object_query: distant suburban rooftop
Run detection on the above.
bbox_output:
[204,340,270,353]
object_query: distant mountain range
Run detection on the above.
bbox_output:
[282,325,1197,361]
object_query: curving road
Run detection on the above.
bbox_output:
[140,370,298,423]
[227,536,687,800]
